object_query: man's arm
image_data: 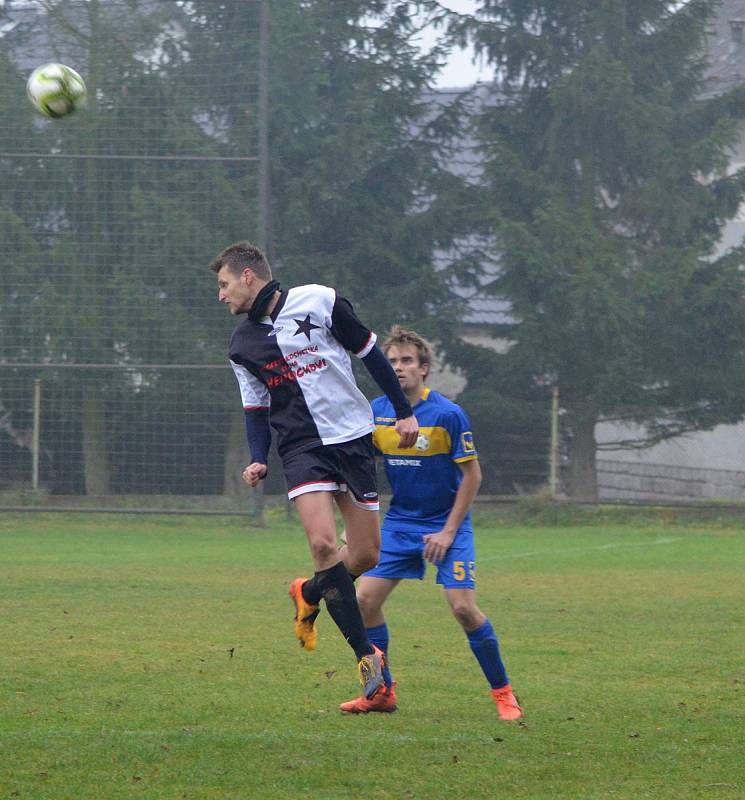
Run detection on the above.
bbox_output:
[229,359,271,487]
[242,407,270,486]
[422,459,482,564]
[327,294,418,448]
[361,345,418,448]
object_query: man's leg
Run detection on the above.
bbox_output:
[340,576,400,714]
[293,491,384,698]
[356,576,398,686]
[334,490,380,576]
[288,489,337,651]
[294,490,379,619]
[445,588,522,720]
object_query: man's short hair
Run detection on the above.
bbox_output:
[209,241,272,281]
[382,325,434,378]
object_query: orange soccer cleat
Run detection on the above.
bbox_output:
[340,682,398,714]
[289,577,320,651]
[491,684,523,721]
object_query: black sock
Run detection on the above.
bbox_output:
[301,575,323,606]
[314,561,373,660]
[302,567,359,605]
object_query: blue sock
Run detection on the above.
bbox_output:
[366,623,394,688]
[466,618,509,690]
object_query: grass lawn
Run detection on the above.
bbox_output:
[0,511,743,799]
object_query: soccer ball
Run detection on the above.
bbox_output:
[26,63,87,119]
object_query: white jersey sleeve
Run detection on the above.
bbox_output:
[230,359,270,410]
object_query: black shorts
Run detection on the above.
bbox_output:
[282,434,379,510]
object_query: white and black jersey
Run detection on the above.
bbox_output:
[228,284,377,459]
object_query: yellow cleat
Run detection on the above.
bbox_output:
[289,577,320,651]
[357,645,385,699]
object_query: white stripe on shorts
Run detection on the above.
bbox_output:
[287,480,340,500]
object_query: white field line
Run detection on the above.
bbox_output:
[479,536,684,563]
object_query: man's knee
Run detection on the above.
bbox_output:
[308,537,338,565]
[349,547,378,574]
[356,589,382,621]
[345,532,380,574]
[448,597,483,630]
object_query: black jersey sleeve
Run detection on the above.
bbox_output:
[329,294,377,357]
[244,407,271,465]
[362,345,413,420]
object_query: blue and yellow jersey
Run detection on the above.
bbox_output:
[371,387,478,531]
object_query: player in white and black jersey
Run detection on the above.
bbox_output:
[210,242,418,703]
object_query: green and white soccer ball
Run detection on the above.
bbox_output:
[26,63,87,119]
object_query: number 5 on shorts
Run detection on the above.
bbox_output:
[453,560,475,582]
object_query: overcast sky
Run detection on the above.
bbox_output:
[417,0,495,88]
[435,44,493,88]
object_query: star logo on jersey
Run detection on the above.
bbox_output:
[293,314,321,341]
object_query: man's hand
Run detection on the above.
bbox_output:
[395,415,419,449]
[422,529,455,564]
[242,462,267,487]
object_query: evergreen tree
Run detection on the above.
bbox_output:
[182,1,466,332]
[3,0,250,494]
[453,0,745,498]
[2,1,471,498]
[0,47,48,486]
[273,2,467,342]
[0,48,44,362]
[178,1,472,495]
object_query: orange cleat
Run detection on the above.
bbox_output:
[357,645,386,699]
[491,684,523,720]
[340,682,398,714]
[289,577,320,651]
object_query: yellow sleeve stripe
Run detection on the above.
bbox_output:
[453,454,479,463]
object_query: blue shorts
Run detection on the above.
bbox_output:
[365,524,476,589]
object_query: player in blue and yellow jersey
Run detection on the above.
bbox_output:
[339,326,522,719]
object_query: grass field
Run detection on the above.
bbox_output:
[1,511,743,800]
